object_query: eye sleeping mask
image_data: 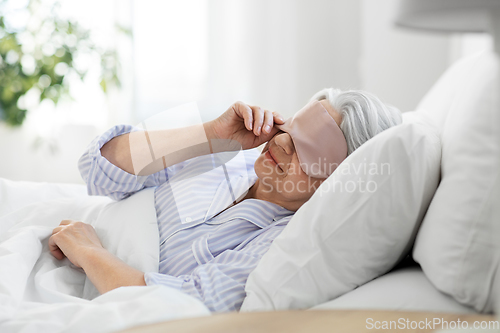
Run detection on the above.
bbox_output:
[276,100,348,178]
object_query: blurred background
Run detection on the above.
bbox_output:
[0,0,492,184]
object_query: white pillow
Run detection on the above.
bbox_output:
[240,112,441,311]
[415,51,487,130]
[413,51,500,313]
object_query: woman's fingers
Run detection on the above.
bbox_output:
[273,111,285,124]
[232,102,253,131]
[251,106,265,136]
[250,106,281,136]
[52,226,65,235]
[52,219,75,235]
[242,104,254,131]
[262,110,274,134]
[48,234,66,260]
[233,101,285,136]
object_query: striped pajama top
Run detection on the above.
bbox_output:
[77,124,294,312]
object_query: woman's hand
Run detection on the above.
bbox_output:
[206,101,285,151]
[48,219,146,294]
[49,220,104,269]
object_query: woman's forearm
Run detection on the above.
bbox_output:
[100,100,283,176]
[80,247,146,294]
[101,122,218,176]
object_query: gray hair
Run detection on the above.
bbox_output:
[310,88,402,155]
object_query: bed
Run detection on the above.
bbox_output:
[0,50,498,332]
[238,50,499,316]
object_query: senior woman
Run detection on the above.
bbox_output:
[48,88,402,312]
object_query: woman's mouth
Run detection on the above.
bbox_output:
[264,149,283,171]
[264,150,276,164]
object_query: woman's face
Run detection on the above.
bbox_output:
[253,100,342,205]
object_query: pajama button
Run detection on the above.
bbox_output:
[185,217,192,223]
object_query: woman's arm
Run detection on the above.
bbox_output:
[100,123,215,177]
[49,220,146,294]
[100,102,285,176]
[81,247,146,293]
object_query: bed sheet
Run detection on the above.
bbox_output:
[311,261,476,314]
[0,177,210,333]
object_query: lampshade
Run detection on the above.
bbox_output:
[394,0,500,33]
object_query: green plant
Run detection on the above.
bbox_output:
[0,0,121,126]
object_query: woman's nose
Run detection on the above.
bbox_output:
[274,132,294,155]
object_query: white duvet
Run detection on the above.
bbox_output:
[0,178,210,333]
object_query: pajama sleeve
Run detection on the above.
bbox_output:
[77,124,189,201]
[144,250,260,312]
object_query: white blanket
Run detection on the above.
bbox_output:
[0,178,210,333]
